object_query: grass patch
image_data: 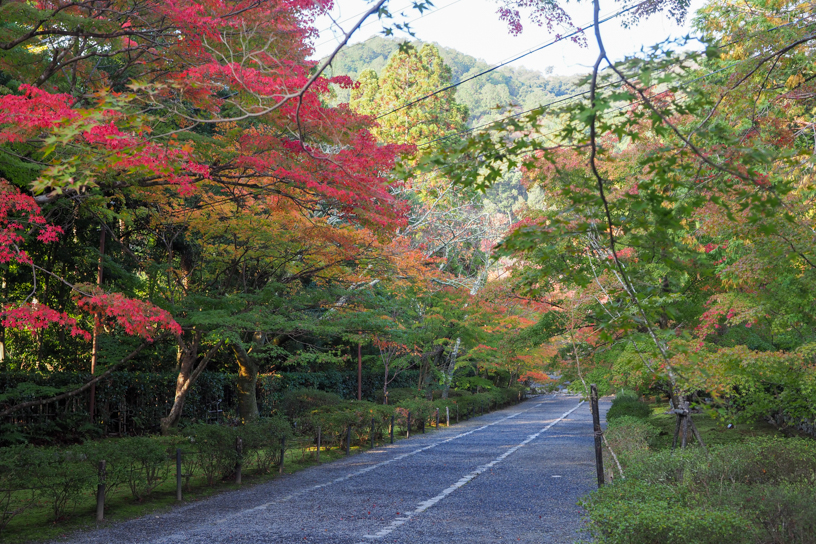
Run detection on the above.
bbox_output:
[645,400,789,451]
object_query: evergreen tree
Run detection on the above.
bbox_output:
[350,43,468,147]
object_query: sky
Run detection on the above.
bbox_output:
[310,0,709,76]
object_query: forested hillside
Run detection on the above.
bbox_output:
[325,36,579,124]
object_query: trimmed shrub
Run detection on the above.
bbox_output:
[119,437,171,500]
[604,416,659,465]
[240,417,291,473]
[186,424,239,486]
[382,387,420,404]
[29,447,95,520]
[581,478,751,544]
[606,391,652,421]
[0,445,35,535]
[79,439,132,500]
[280,389,342,420]
[582,438,816,544]
[396,398,435,430]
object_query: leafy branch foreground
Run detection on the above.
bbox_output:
[0,387,525,543]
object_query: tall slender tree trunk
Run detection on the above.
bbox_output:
[357,342,362,401]
[232,335,262,423]
[441,337,460,399]
[89,228,105,421]
[160,334,224,434]
[383,362,390,405]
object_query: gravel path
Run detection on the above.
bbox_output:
[52,394,609,544]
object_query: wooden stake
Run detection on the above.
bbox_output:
[96,460,106,521]
[235,437,242,485]
[590,384,605,488]
[175,449,182,501]
[279,437,285,473]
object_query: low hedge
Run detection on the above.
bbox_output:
[581,437,816,544]
[0,370,421,444]
[0,385,528,536]
[0,417,291,532]
[606,390,652,421]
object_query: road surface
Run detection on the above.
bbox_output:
[54,394,609,544]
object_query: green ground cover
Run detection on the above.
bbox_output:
[582,394,816,544]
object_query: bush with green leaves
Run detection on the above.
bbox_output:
[186,424,239,486]
[29,446,95,520]
[118,436,172,500]
[0,445,35,535]
[381,387,421,404]
[396,398,435,430]
[606,391,652,421]
[240,417,292,473]
[582,437,816,544]
[301,404,355,448]
[280,389,342,420]
[603,416,659,466]
[79,439,132,501]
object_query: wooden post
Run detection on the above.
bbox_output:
[96,460,106,521]
[407,412,411,438]
[346,425,351,454]
[279,437,285,474]
[435,408,439,428]
[590,384,605,488]
[456,404,459,423]
[175,449,182,501]
[235,437,242,485]
[390,415,394,444]
[446,406,450,427]
[316,427,321,463]
[371,417,375,448]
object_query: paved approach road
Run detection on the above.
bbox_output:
[55,394,609,544]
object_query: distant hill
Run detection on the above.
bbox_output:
[324,36,580,126]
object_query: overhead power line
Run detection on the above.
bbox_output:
[374,1,650,121]
[414,16,814,149]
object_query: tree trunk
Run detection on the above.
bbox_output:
[89,228,105,421]
[161,334,224,434]
[232,337,261,423]
[441,337,460,399]
[658,274,670,329]
[357,342,362,401]
[383,363,389,405]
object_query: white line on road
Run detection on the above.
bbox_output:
[210,400,548,526]
[359,401,586,541]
